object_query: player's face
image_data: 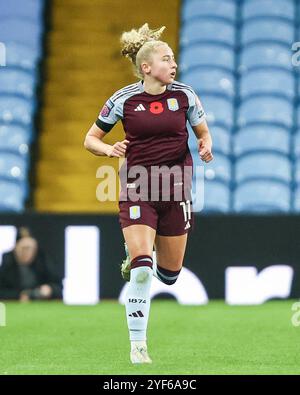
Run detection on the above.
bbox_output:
[149,45,177,84]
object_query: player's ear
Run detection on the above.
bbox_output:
[141,61,151,74]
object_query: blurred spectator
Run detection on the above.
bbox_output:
[0,227,62,301]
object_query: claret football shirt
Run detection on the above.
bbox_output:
[95,80,206,200]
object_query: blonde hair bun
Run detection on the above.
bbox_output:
[120,23,167,79]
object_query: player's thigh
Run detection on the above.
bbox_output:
[123,225,156,260]
[154,233,188,271]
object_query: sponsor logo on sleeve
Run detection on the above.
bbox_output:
[100,99,114,118]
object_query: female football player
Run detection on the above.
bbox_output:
[84,23,213,364]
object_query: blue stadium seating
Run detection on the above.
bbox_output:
[0,124,31,155]
[238,96,293,129]
[234,180,291,212]
[239,43,292,72]
[294,130,300,157]
[0,151,28,182]
[0,0,44,212]
[295,158,300,184]
[181,17,235,47]
[0,18,43,52]
[200,95,234,129]
[180,0,297,214]
[0,96,35,125]
[188,125,232,157]
[182,0,236,23]
[5,42,40,70]
[234,125,290,156]
[240,69,294,100]
[182,68,235,98]
[204,181,230,213]
[294,185,300,212]
[0,68,35,98]
[235,153,292,184]
[295,104,300,128]
[241,19,294,46]
[192,180,231,213]
[190,149,231,184]
[204,152,231,183]
[180,44,235,73]
[242,0,295,22]
[0,0,43,21]
[0,180,25,212]
[208,126,231,156]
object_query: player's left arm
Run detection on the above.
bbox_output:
[192,120,213,163]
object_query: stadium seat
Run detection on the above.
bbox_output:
[200,94,234,129]
[242,0,295,22]
[192,180,231,213]
[182,68,235,98]
[294,104,300,128]
[181,17,235,47]
[241,19,294,46]
[0,0,43,21]
[209,126,231,156]
[182,0,236,23]
[0,95,34,125]
[0,68,35,98]
[295,158,300,184]
[203,181,231,213]
[0,18,43,52]
[234,125,290,156]
[294,184,300,212]
[240,69,294,100]
[0,151,28,182]
[0,124,31,155]
[191,150,231,183]
[294,130,300,157]
[188,125,231,156]
[296,80,300,97]
[239,43,292,72]
[235,153,292,184]
[234,180,291,212]
[5,42,39,70]
[0,180,25,212]
[238,96,293,129]
[180,44,235,73]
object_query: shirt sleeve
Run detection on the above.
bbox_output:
[186,89,206,127]
[95,96,123,133]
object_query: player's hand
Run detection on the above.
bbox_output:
[198,139,213,163]
[106,140,130,158]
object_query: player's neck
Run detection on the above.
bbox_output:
[142,79,167,95]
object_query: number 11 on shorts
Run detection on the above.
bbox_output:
[180,200,191,222]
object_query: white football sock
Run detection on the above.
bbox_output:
[125,264,153,342]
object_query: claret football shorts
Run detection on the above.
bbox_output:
[119,199,194,236]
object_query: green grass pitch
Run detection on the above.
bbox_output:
[0,300,299,375]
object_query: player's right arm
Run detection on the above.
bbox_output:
[84,122,129,158]
[84,92,129,157]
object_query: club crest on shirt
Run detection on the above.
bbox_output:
[129,206,141,220]
[167,98,179,111]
